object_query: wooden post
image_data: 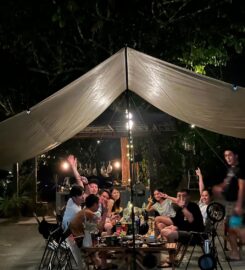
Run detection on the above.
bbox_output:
[121,137,130,186]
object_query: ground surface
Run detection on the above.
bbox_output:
[0,217,244,269]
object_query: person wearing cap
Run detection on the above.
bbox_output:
[87,178,99,196]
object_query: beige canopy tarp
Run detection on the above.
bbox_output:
[0,47,245,168]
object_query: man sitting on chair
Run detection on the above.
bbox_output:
[161,189,204,242]
[160,189,204,267]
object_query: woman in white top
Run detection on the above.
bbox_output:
[196,167,212,225]
[146,189,176,216]
[146,188,176,234]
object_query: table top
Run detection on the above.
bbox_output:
[80,242,177,251]
[80,243,177,270]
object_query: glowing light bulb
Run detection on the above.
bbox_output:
[61,161,70,171]
[114,161,121,169]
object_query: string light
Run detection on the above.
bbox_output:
[125,110,135,161]
[126,120,134,130]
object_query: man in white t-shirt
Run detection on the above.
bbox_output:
[62,185,84,231]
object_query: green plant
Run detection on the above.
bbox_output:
[0,194,31,218]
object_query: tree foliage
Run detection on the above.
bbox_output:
[1,0,245,119]
[1,1,245,194]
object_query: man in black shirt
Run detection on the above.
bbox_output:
[212,149,245,261]
[161,189,204,242]
[213,149,245,216]
[160,189,204,267]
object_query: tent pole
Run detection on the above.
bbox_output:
[125,46,137,270]
[34,156,38,203]
[16,162,19,198]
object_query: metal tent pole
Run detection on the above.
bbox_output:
[16,162,19,198]
[35,156,38,203]
[124,46,137,270]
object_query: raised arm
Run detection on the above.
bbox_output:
[97,202,109,232]
[161,193,178,204]
[107,199,114,217]
[196,167,204,196]
[67,155,88,188]
[145,195,154,212]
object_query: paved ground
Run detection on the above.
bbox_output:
[0,217,245,269]
[0,219,44,269]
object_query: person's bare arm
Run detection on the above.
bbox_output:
[235,179,245,215]
[177,199,194,223]
[182,207,194,223]
[107,199,114,217]
[161,193,178,204]
[196,167,204,196]
[98,204,108,232]
[67,155,88,188]
[145,196,154,212]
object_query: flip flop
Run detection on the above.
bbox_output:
[160,259,170,264]
[157,262,172,268]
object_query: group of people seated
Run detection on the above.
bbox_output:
[59,149,245,269]
[146,149,245,265]
[61,155,122,269]
[145,173,210,267]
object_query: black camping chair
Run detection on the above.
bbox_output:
[33,212,64,270]
[39,227,64,270]
[174,231,208,269]
[34,212,59,240]
[177,202,231,270]
[37,225,76,270]
[47,228,75,270]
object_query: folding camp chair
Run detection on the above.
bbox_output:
[34,212,59,240]
[50,229,74,270]
[33,212,67,270]
[177,202,232,270]
[39,226,63,270]
[174,231,207,268]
